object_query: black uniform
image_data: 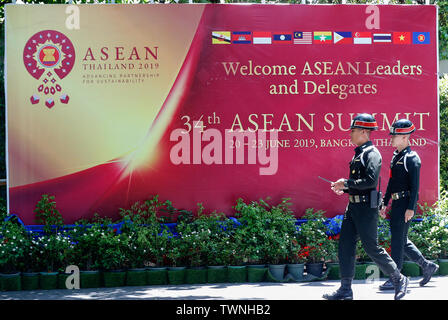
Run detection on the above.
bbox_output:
[323,113,409,300]
[382,146,425,270]
[339,141,399,279]
[378,118,438,290]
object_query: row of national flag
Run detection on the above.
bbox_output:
[212,31,430,45]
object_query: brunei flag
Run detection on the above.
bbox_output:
[313,31,332,44]
[212,31,231,44]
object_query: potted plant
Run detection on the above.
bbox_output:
[178,216,210,285]
[0,220,27,291]
[35,233,74,290]
[165,228,188,285]
[325,235,340,280]
[286,238,307,282]
[354,243,370,280]
[226,232,247,283]
[122,225,150,287]
[34,194,64,235]
[409,202,444,276]
[298,208,332,277]
[97,230,129,288]
[264,198,298,282]
[433,191,448,275]
[21,231,41,290]
[69,222,104,288]
[145,224,170,285]
[205,216,233,283]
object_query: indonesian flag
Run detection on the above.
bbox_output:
[393,32,411,44]
[353,32,372,44]
[253,32,272,44]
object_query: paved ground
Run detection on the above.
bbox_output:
[0,276,447,300]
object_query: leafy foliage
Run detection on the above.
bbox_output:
[34,194,64,234]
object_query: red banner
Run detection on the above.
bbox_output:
[6,4,439,224]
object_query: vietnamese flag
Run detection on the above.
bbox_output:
[393,32,411,44]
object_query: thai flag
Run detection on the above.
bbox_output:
[373,33,392,43]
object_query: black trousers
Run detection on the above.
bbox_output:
[339,202,398,279]
[389,198,426,270]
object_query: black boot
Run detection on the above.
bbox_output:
[420,260,439,287]
[323,278,353,300]
[390,270,409,300]
[378,278,394,291]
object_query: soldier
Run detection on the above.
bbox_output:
[323,113,409,300]
[378,119,439,291]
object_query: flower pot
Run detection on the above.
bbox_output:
[0,273,22,291]
[39,272,59,290]
[438,258,448,276]
[58,272,72,289]
[81,270,101,288]
[227,266,247,283]
[402,261,420,277]
[354,263,368,280]
[146,267,168,285]
[126,268,147,286]
[246,264,266,268]
[103,270,126,288]
[305,262,324,277]
[326,263,340,280]
[247,266,267,283]
[206,266,227,284]
[185,267,207,284]
[286,264,304,281]
[22,272,40,291]
[268,264,286,281]
[167,267,186,285]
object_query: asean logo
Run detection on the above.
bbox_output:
[23,30,75,109]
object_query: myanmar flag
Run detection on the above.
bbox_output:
[314,31,332,44]
[393,32,411,44]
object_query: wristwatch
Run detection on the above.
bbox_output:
[343,179,349,189]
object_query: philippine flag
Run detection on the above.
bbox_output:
[253,32,272,44]
[353,32,372,44]
[333,32,352,44]
[412,32,430,44]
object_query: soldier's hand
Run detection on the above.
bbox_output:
[404,209,414,223]
[332,188,344,196]
[331,178,346,191]
[379,206,387,218]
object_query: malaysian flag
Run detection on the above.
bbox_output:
[293,31,312,44]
